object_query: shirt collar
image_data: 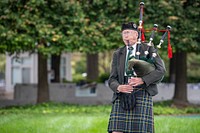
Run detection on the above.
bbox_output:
[126,43,137,50]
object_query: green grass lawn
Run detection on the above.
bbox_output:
[0,102,200,133]
[0,113,200,133]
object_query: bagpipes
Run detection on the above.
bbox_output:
[127,2,172,77]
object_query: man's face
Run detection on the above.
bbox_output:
[122,29,138,46]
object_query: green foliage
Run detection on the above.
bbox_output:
[187,77,200,83]
[78,1,140,52]
[1,101,200,115]
[97,73,110,83]
[1,0,199,55]
[0,0,143,54]
[0,102,111,114]
[72,74,86,83]
[0,54,6,72]
[162,76,200,83]
[160,52,200,83]
[187,53,200,78]
[144,0,200,53]
[0,0,85,54]
[74,60,86,74]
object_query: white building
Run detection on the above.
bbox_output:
[5,52,72,92]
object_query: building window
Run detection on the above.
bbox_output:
[90,87,96,94]
[22,57,31,65]
[11,58,22,65]
[22,68,31,84]
[60,57,66,81]
[11,56,31,85]
[11,67,21,84]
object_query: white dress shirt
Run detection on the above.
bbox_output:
[124,43,137,76]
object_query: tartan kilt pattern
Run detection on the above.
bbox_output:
[108,89,154,133]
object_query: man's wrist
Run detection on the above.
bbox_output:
[116,86,120,93]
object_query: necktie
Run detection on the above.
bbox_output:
[125,47,134,76]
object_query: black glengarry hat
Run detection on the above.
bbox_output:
[121,22,138,31]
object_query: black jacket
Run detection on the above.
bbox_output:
[108,43,166,102]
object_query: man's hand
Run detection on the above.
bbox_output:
[128,77,144,86]
[117,85,133,93]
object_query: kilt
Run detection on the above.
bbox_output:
[108,89,154,133]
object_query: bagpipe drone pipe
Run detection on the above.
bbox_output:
[127,2,172,77]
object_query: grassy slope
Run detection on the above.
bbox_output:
[0,102,200,133]
[0,113,200,133]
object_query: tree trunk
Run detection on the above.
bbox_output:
[169,52,176,83]
[86,53,99,81]
[37,52,49,103]
[51,54,61,83]
[173,51,188,105]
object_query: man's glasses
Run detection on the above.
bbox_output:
[122,31,137,36]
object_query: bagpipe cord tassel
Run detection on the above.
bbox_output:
[168,31,173,58]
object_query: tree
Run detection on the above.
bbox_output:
[173,0,199,105]
[1,0,138,102]
[79,0,140,81]
[0,0,85,103]
[144,0,200,105]
[86,0,199,104]
[1,0,198,105]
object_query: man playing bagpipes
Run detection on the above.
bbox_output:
[107,2,168,133]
